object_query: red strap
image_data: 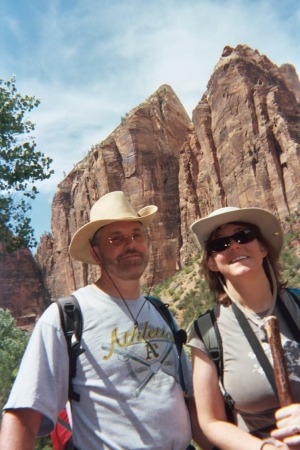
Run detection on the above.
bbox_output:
[50,409,72,450]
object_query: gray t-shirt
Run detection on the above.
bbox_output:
[188,289,300,437]
[4,285,192,449]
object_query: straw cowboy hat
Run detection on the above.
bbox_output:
[191,206,283,257]
[69,191,158,264]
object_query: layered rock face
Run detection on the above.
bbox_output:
[2,45,299,318]
[36,85,192,300]
[37,45,299,302]
[0,243,47,326]
[179,45,300,259]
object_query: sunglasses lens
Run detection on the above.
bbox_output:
[235,229,257,244]
[207,229,257,253]
[207,237,230,253]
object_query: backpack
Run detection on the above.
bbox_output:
[193,288,300,424]
[51,294,188,449]
[50,408,72,450]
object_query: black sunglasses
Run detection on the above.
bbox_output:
[206,229,258,253]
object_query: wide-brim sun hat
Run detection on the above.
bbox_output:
[69,191,158,264]
[191,206,283,257]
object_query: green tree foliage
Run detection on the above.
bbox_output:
[0,309,30,410]
[0,309,53,449]
[281,210,300,287]
[34,436,53,450]
[0,76,54,253]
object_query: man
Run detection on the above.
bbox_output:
[0,191,195,449]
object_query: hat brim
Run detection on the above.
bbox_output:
[191,207,283,257]
[69,206,157,264]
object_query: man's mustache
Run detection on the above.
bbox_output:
[117,249,145,260]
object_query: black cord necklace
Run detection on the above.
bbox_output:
[121,296,148,328]
[90,241,154,328]
[98,261,148,328]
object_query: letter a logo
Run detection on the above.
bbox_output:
[145,341,159,360]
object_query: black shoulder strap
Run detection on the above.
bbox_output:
[277,290,300,343]
[194,309,235,419]
[232,292,300,400]
[146,295,187,394]
[287,288,300,299]
[194,310,222,377]
[231,303,279,399]
[57,295,85,402]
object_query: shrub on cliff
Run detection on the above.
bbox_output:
[0,309,29,410]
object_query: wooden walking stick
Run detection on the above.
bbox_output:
[264,315,293,406]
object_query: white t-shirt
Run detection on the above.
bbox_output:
[4,285,192,449]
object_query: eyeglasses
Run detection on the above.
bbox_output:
[107,231,148,247]
[206,229,257,253]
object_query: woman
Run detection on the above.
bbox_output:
[188,206,300,450]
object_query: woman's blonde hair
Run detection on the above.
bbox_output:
[200,222,285,305]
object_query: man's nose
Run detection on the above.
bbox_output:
[123,235,135,246]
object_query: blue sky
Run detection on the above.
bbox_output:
[1,0,299,251]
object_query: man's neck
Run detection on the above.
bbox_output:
[94,277,141,300]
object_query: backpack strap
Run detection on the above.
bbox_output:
[194,310,222,377]
[146,295,188,394]
[231,291,300,400]
[57,416,72,432]
[57,295,85,402]
[231,303,279,399]
[287,288,300,298]
[277,289,300,342]
[194,309,235,420]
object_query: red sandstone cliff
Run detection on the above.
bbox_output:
[36,85,192,301]
[1,45,299,318]
[179,45,300,259]
[0,243,47,326]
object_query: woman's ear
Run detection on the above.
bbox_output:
[207,255,219,272]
